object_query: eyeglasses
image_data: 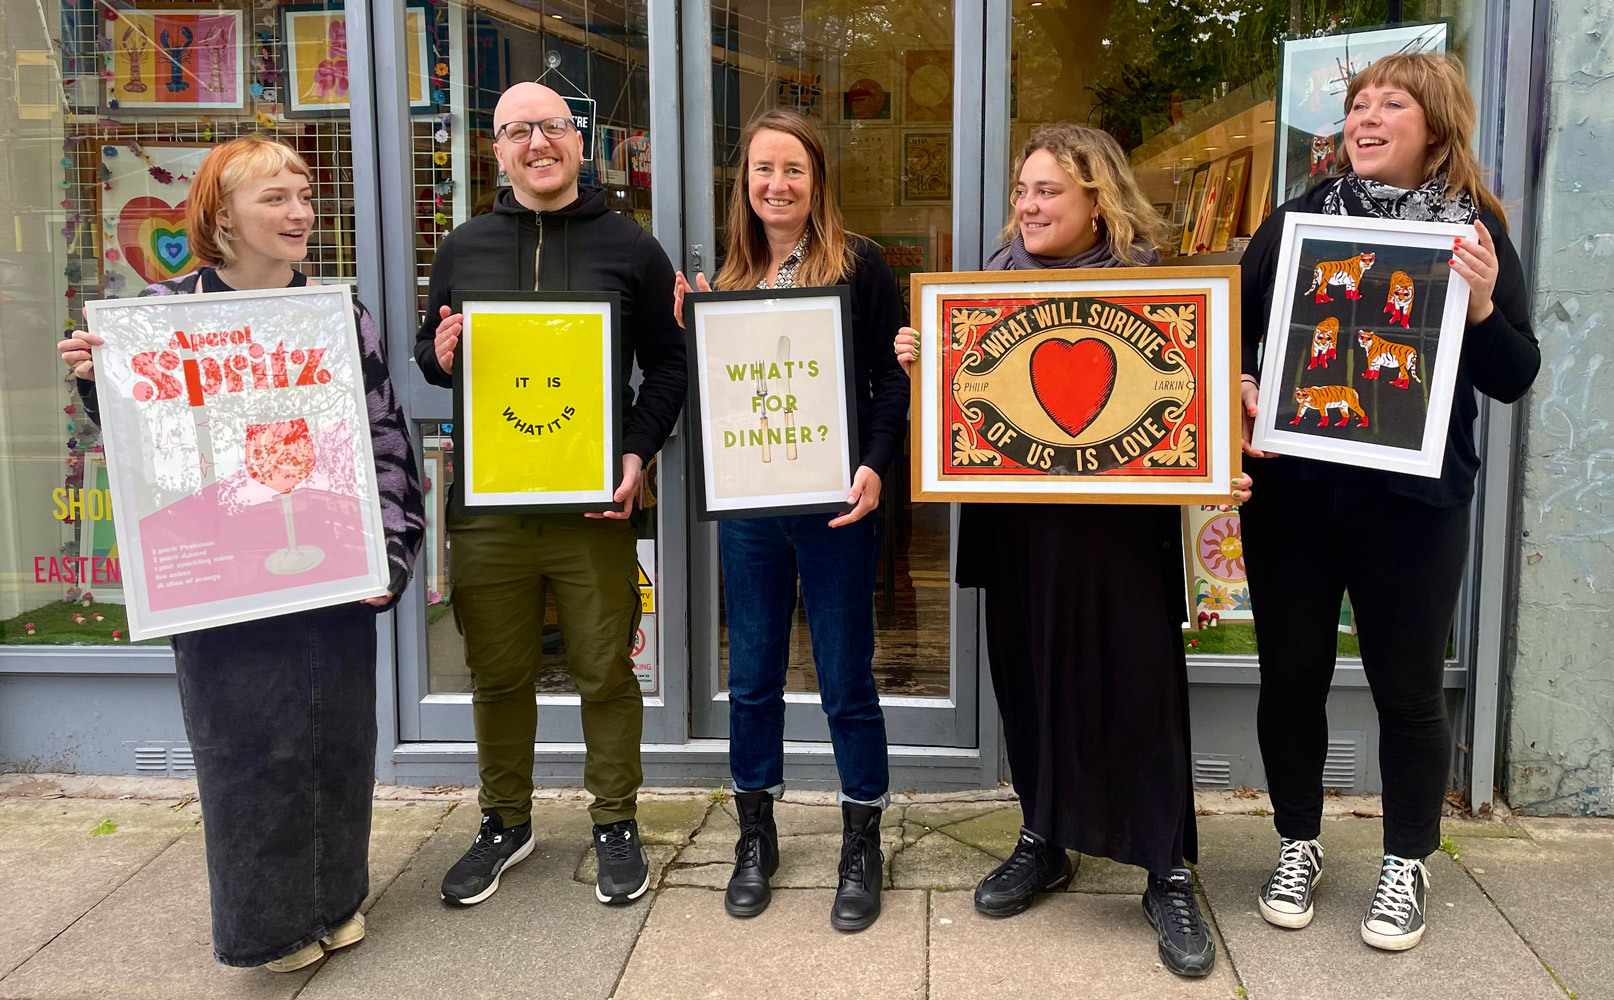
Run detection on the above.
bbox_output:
[494,117,578,143]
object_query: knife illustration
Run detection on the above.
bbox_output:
[755,368,772,464]
[778,335,797,461]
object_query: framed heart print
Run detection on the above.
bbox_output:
[909,267,1242,504]
[97,143,211,295]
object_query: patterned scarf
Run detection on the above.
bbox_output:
[1323,172,1479,225]
[985,229,1158,271]
[759,231,811,289]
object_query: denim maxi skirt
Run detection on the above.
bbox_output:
[171,602,378,967]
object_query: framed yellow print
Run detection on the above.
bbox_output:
[451,292,623,513]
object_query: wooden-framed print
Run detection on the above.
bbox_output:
[84,284,390,640]
[1178,164,1211,256]
[97,142,211,294]
[683,287,859,520]
[1189,158,1228,255]
[1183,506,1253,623]
[451,291,624,513]
[1209,149,1254,253]
[910,266,1241,504]
[107,8,245,110]
[1274,22,1447,207]
[902,131,950,204]
[281,2,433,117]
[1250,212,1472,478]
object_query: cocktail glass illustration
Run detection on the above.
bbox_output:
[245,419,326,575]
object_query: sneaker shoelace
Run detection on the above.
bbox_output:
[1155,876,1204,936]
[599,827,638,866]
[989,837,1047,884]
[460,820,508,863]
[1368,855,1429,926]
[1267,839,1320,903]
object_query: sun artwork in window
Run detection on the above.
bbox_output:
[1196,513,1245,583]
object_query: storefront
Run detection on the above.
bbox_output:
[0,0,1541,805]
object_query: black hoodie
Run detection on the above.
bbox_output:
[415,186,687,463]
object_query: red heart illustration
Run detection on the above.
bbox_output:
[1029,338,1118,438]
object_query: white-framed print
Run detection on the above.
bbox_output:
[682,286,859,520]
[84,284,390,640]
[1250,212,1472,478]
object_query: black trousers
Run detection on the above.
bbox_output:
[1240,465,1469,859]
[173,603,378,967]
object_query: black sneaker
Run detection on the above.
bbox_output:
[1361,854,1429,951]
[594,819,650,905]
[973,829,1073,917]
[1142,867,1217,977]
[1258,838,1324,929]
[440,813,534,907]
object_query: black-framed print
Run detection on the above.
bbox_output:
[682,285,860,521]
[280,1,436,119]
[450,291,624,514]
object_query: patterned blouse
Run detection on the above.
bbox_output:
[759,232,811,289]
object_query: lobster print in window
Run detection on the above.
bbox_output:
[1272,236,1454,453]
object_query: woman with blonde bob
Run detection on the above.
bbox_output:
[58,136,423,971]
[674,110,909,931]
[1237,52,1537,953]
[895,123,1248,977]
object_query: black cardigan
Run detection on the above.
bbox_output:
[838,236,912,478]
[1241,183,1540,507]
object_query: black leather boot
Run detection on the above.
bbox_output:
[724,790,779,918]
[830,801,883,931]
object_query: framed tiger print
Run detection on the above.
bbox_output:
[910,266,1242,505]
[1250,212,1473,478]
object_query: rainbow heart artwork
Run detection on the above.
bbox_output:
[116,196,199,284]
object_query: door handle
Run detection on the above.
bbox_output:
[689,243,703,275]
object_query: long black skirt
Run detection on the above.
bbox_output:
[959,502,1196,875]
[172,602,378,967]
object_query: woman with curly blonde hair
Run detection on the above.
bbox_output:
[895,122,1248,978]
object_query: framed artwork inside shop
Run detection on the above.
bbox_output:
[903,49,951,122]
[842,68,894,121]
[280,2,434,117]
[910,267,1241,505]
[1178,164,1210,256]
[85,285,390,640]
[1273,22,1448,207]
[599,125,630,186]
[902,131,950,204]
[1210,150,1254,254]
[841,129,898,207]
[450,291,623,514]
[1250,212,1472,478]
[871,234,929,323]
[97,142,212,293]
[682,287,859,521]
[1188,158,1227,256]
[106,8,245,111]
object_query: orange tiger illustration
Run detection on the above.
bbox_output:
[1383,270,1414,328]
[1305,252,1376,303]
[1308,317,1339,370]
[1291,385,1369,427]
[1309,132,1336,177]
[1357,330,1421,388]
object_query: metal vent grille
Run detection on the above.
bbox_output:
[169,747,195,773]
[126,742,195,777]
[1193,756,1233,788]
[1323,733,1365,791]
[133,747,167,772]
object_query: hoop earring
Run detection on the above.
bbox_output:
[1090,218,1099,234]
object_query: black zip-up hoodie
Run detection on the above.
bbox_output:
[415,186,687,463]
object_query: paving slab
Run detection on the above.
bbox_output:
[633,798,711,846]
[928,889,1240,999]
[891,827,999,890]
[611,888,926,1000]
[0,802,450,1000]
[575,844,680,888]
[1068,853,1148,895]
[904,802,1007,832]
[0,798,200,980]
[299,800,648,1000]
[1194,815,1564,1000]
[1454,817,1614,1000]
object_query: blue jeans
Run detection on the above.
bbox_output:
[720,513,889,804]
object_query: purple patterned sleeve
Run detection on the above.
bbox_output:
[356,303,425,605]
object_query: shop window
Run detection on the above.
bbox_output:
[0,0,360,646]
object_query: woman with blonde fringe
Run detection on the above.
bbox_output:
[1238,52,1537,952]
[895,123,1249,977]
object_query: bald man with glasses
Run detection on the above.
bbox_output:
[415,82,686,908]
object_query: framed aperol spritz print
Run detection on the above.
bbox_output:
[83,285,390,640]
[451,291,624,514]
[910,267,1242,505]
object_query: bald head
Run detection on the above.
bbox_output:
[493,82,570,132]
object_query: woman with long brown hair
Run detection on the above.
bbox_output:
[1238,52,1538,952]
[673,110,909,931]
[895,123,1249,978]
